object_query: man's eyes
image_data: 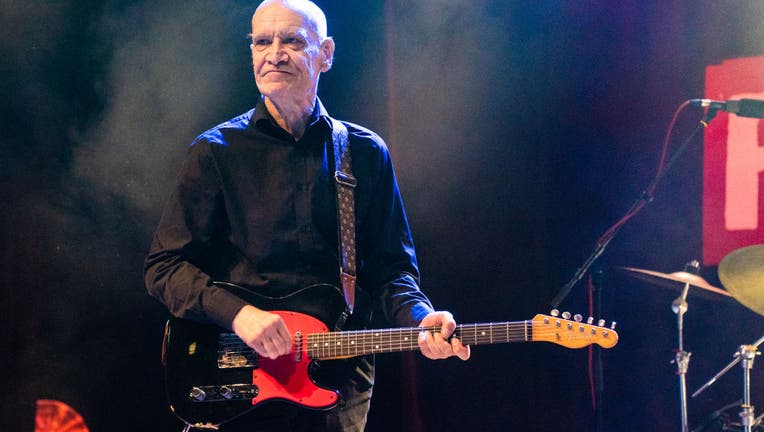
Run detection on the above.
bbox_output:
[252,37,306,47]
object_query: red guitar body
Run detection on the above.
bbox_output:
[251,311,338,409]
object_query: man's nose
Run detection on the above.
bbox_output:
[266,42,288,64]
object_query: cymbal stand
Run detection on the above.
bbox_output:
[738,343,760,432]
[692,334,764,432]
[672,260,700,432]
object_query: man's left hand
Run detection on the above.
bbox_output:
[417,311,471,361]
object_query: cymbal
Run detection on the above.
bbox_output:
[718,244,764,317]
[620,266,731,298]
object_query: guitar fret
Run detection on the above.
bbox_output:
[456,323,525,346]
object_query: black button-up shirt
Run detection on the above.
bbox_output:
[144,98,433,330]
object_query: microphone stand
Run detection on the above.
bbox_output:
[592,267,605,432]
[550,108,719,308]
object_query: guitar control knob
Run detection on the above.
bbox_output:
[219,386,234,399]
[573,314,582,322]
[189,387,207,402]
[562,311,571,320]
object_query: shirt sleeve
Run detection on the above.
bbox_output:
[144,140,248,329]
[356,138,435,327]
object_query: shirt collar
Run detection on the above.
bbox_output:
[249,96,332,138]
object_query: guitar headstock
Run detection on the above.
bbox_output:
[531,310,618,349]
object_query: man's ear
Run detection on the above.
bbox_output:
[320,37,335,71]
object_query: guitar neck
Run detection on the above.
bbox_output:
[212,313,615,368]
[309,321,529,360]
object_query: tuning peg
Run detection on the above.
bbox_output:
[562,311,571,320]
[550,309,560,317]
[610,321,617,330]
[597,319,605,327]
[587,317,594,324]
[573,314,583,322]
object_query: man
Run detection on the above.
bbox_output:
[144,0,469,430]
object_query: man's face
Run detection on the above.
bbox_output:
[250,3,332,103]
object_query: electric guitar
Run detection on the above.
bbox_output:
[162,282,618,429]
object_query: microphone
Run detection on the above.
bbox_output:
[690,98,764,119]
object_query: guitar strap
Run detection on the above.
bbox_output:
[330,118,357,323]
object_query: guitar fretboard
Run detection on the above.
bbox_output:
[307,321,530,360]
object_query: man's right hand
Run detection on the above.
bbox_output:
[231,305,292,359]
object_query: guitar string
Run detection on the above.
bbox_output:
[217,323,614,359]
[219,324,532,351]
[219,328,610,347]
[220,335,613,361]
[304,329,611,353]
[221,324,546,344]
[219,327,612,349]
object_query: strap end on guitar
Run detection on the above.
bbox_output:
[341,271,356,314]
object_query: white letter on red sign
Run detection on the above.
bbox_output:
[725,92,764,230]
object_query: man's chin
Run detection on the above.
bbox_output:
[257,86,311,103]
[257,82,291,96]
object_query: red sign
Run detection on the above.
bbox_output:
[703,56,764,265]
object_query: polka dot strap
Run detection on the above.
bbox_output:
[331,119,356,315]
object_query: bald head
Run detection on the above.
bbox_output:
[254,0,328,41]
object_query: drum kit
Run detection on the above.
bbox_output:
[623,244,764,432]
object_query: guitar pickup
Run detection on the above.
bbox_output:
[218,333,258,369]
[188,384,259,402]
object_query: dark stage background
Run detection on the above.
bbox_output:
[2,1,764,431]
